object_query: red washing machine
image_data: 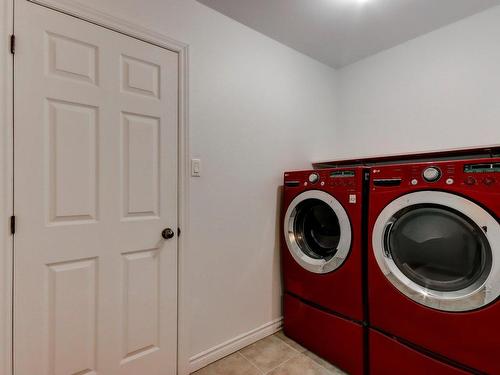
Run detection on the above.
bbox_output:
[282,167,367,375]
[368,158,500,374]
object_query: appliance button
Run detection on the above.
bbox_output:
[308,173,319,184]
[411,179,418,186]
[446,178,454,185]
[465,176,476,185]
[320,181,325,186]
[423,167,441,182]
[483,177,495,186]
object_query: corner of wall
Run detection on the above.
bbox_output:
[187,317,283,374]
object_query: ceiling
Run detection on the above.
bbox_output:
[196,0,500,68]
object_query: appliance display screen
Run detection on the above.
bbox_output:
[330,170,355,178]
[464,163,500,173]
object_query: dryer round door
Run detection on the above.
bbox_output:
[284,190,352,274]
[373,191,500,312]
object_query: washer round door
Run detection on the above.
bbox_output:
[373,191,500,312]
[284,190,352,274]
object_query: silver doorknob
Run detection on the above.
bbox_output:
[162,228,175,239]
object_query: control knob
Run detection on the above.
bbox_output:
[422,167,441,182]
[308,173,319,184]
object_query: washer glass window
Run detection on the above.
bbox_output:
[293,198,341,260]
[372,191,500,311]
[284,190,352,274]
[385,204,492,293]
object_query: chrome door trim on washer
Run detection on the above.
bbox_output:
[373,191,500,312]
[284,190,351,274]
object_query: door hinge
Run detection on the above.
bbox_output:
[10,35,15,54]
[177,228,181,237]
[10,216,16,235]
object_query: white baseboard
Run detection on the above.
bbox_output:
[188,317,283,373]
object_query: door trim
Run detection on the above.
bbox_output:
[1,0,14,373]
[4,1,190,373]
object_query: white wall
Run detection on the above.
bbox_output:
[335,5,500,159]
[61,0,337,371]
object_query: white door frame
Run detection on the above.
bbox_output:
[1,0,191,373]
[1,0,15,373]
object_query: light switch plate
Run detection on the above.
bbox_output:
[191,159,201,177]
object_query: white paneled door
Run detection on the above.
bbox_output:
[14,1,179,374]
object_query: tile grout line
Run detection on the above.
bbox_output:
[237,350,265,374]
[273,332,303,355]
[239,334,302,374]
[263,351,302,375]
[197,331,340,375]
[266,334,303,373]
[303,352,342,375]
[275,332,342,374]
[264,334,303,374]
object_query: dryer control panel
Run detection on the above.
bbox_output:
[371,158,500,191]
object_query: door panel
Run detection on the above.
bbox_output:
[122,112,160,219]
[48,99,98,223]
[48,258,98,375]
[14,1,178,374]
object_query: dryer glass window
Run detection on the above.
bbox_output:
[385,204,492,292]
[293,198,341,260]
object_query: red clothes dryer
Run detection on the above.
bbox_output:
[282,167,367,375]
[368,158,500,374]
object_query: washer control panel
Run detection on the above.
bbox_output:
[371,158,500,191]
[284,168,362,191]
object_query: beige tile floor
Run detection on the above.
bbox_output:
[192,330,347,375]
